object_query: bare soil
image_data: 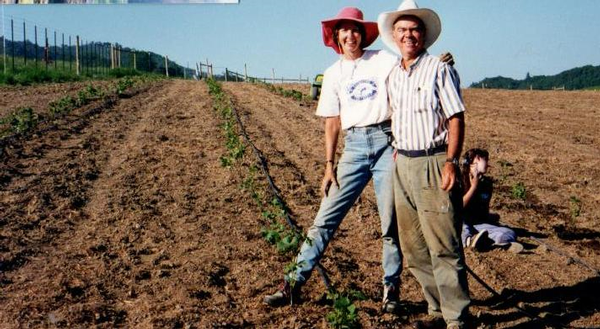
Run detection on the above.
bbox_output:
[0,81,599,328]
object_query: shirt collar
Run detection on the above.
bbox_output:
[399,50,429,74]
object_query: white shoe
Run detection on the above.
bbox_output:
[466,230,489,251]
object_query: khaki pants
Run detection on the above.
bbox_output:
[393,153,470,324]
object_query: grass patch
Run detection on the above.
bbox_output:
[0,66,81,86]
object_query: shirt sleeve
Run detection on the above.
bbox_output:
[315,68,340,117]
[437,63,466,119]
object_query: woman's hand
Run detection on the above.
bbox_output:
[321,163,339,197]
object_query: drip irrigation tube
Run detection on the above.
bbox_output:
[228,97,332,291]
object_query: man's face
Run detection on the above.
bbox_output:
[336,21,363,56]
[392,16,425,60]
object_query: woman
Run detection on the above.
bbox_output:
[264,7,403,313]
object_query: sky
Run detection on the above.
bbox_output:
[1,0,600,86]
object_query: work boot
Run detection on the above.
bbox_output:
[263,281,301,307]
[382,284,401,314]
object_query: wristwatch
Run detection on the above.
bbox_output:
[445,157,459,166]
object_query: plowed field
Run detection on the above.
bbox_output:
[1,80,599,328]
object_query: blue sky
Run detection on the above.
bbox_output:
[2,0,599,86]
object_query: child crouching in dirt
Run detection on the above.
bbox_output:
[461,148,524,253]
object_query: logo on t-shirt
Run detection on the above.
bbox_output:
[347,79,378,101]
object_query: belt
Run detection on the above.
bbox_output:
[347,120,391,131]
[396,144,446,157]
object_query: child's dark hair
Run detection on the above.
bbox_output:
[461,148,489,189]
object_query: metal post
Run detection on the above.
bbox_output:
[35,25,37,67]
[272,68,275,84]
[225,68,228,82]
[133,51,136,70]
[23,21,26,66]
[61,33,64,70]
[75,35,80,75]
[11,18,14,71]
[244,63,247,81]
[68,35,71,71]
[1,3,6,74]
[44,27,48,70]
[81,39,85,74]
[53,30,57,70]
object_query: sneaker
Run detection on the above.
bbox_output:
[507,242,524,254]
[263,281,301,307]
[446,323,462,329]
[466,230,489,251]
[382,284,401,314]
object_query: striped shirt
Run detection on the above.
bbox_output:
[387,51,465,151]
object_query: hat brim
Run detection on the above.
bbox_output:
[377,8,441,56]
[322,19,379,55]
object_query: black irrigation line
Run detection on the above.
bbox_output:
[530,236,600,276]
[466,233,600,327]
[465,265,542,323]
[227,97,332,291]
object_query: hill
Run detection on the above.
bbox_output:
[471,65,600,90]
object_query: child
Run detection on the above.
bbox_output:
[461,148,523,253]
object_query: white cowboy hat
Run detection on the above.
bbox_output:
[377,0,441,55]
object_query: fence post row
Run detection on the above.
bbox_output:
[1,16,311,81]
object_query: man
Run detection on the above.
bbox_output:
[378,1,470,328]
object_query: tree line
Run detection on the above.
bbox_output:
[470,65,600,90]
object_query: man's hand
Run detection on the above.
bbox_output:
[440,52,455,66]
[321,164,339,197]
[441,162,457,191]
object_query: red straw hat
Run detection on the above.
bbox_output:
[321,7,379,54]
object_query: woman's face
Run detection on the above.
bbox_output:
[473,156,489,174]
[336,21,363,58]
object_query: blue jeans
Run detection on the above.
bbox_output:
[288,122,402,288]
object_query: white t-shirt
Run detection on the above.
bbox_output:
[315,49,398,130]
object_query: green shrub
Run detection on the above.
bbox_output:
[0,107,38,137]
[511,182,527,200]
[569,196,582,219]
[326,290,367,328]
[49,96,77,116]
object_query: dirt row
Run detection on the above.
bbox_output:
[0,80,599,328]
